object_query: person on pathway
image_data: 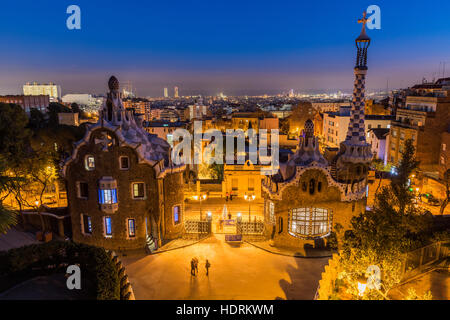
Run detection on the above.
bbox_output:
[190,258,196,276]
[205,259,211,276]
[193,257,199,275]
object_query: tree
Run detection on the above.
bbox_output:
[15,150,57,232]
[344,139,431,255]
[0,103,31,165]
[0,103,31,233]
[338,139,434,299]
[209,163,224,182]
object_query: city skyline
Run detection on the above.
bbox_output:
[1,1,450,96]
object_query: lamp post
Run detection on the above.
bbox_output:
[193,193,207,221]
[244,193,256,222]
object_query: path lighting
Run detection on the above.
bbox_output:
[192,193,207,220]
[244,193,256,222]
[357,276,367,297]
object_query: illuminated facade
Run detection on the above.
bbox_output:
[62,76,185,251]
[262,14,372,249]
[23,82,61,101]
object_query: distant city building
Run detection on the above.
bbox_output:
[122,98,152,121]
[0,94,49,114]
[164,87,168,98]
[23,82,61,101]
[367,128,389,161]
[388,94,450,170]
[174,86,179,98]
[186,98,208,120]
[323,106,393,148]
[62,94,103,112]
[311,101,350,113]
[143,121,187,147]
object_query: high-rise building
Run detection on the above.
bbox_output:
[23,82,61,101]
[164,87,168,98]
[174,86,179,98]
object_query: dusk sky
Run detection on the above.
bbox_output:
[1,0,450,96]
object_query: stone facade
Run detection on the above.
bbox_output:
[262,16,372,251]
[62,76,185,251]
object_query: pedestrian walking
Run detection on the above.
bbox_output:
[205,259,211,276]
[226,192,229,202]
[194,257,199,275]
[190,258,196,276]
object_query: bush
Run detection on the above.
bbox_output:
[0,241,120,300]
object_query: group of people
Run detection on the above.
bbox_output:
[190,258,211,276]
[225,192,234,201]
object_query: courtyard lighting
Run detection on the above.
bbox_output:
[244,193,256,222]
[192,193,207,221]
[357,276,367,297]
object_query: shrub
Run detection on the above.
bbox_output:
[0,241,120,300]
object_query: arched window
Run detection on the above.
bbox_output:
[278,217,283,234]
[317,181,322,192]
[289,208,332,239]
[309,179,315,195]
[302,182,307,192]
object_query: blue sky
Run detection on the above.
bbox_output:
[0,0,449,96]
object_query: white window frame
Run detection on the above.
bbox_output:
[127,218,136,239]
[104,216,113,238]
[173,204,182,225]
[85,155,95,171]
[119,156,130,170]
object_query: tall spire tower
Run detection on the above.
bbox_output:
[339,12,373,164]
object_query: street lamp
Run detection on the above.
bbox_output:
[357,276,367,297]
[244,193,256,222]
[192,193,207,221]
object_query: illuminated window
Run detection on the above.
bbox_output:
[289,208,332,238]
[132,183,145,199]
[85,155,95,170]
[98,189,118,204]
[82,214,92,234]
[173,205,181,225]
[269,201,275,224]
[104,216,112,237]
[127,219,136,238]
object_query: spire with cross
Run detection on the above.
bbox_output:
[338,11,373,163]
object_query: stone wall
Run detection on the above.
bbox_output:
[66,128,160,250]
[162,171,185,239]
[265,169,365,249]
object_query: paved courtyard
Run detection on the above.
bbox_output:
[122,234,329,300]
